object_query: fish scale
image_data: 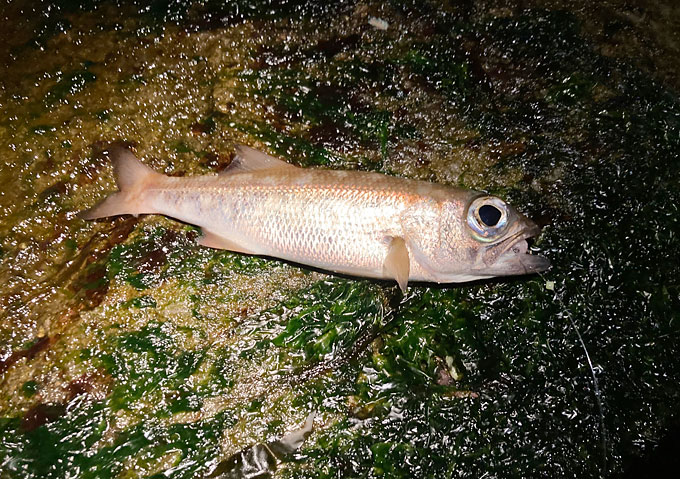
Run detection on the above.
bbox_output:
[152,177,420,278]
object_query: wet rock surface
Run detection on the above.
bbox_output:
[0,1,678,478]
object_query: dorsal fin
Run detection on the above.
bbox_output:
[219,145,298,175]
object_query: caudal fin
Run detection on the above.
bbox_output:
[79,146,164,219]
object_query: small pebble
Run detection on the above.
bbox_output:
[368,16,389,30]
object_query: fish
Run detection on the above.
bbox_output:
[80,145,550,291]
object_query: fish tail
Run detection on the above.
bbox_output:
[79,146,164,219]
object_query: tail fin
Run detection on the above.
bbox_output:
[79,146,164,219]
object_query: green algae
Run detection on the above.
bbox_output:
[0,397,236,479]
[122,296,157,310]
[44,64,97,107]
[20,381,38,398]
[0,1,679,478]
[96,321,206,412]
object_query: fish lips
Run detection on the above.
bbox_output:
[476,225,551,276]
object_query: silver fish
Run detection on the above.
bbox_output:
[80,145,549,291]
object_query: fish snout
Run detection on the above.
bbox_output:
[478,217,550,276]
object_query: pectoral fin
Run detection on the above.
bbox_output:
[383,237,410,293]
[198,230,256,255]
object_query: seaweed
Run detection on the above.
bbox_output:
[0,397,235,479]
[43,64,97,107]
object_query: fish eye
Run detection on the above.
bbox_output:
[479,204,501,226]
[467,196,509,241]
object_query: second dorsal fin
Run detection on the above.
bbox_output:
[219,145,299,175]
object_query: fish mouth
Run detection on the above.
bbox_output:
[476,223,551,276]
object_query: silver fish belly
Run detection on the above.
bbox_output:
[80,145,550,290]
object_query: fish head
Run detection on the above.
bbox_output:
[435,193,550,280]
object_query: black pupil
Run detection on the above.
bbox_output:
[479,204,502,227]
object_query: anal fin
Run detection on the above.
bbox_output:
[383,237,410,293]
[198,230,256,255]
